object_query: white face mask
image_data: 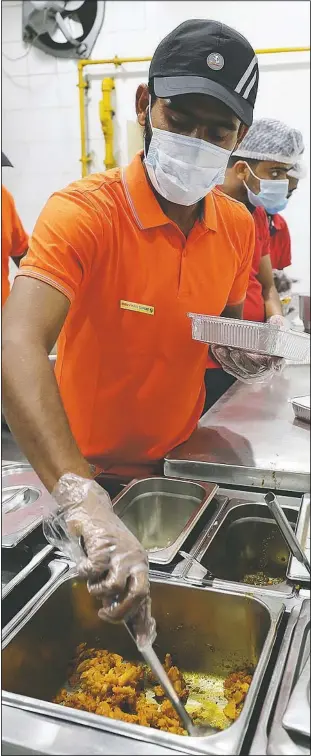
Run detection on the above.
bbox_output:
[244,165,289,214]
[144,102,232,206]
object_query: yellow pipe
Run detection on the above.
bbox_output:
[78,48,310,70]
[78,48,310,177]
[78,66,92,178]
[78,56,152,70]
[99,77,116,170]
[254,46,310,54]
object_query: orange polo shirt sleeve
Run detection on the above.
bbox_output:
[2,186,28,305]
[19,188,104,302]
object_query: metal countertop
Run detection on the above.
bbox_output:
[165,364,310,493]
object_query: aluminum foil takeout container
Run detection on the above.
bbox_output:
[289,395,310,424]
[188,314,310,363]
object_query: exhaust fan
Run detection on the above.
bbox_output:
[22,1,106,58]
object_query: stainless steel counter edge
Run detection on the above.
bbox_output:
[2,705,184,756]
[2,544,54,599]
[164,458,310,494]
[2,559,69,642]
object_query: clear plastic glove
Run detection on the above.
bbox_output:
[267,314,288,329]
[43,473,156,647]
[210,315,286,384]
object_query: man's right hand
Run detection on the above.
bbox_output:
[45,474,155,644]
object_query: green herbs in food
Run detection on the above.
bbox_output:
[243,571,283,586]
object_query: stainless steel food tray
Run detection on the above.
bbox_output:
[267,599,310,756]
[282,657,310,738]
[250,603,302,755]
[188,313,310,362]
[112,477,218,564]
[2,559,69,641]
[2,566,284,756]
[2,461,32,472]
[2,466,53,548]
[290,395,310,424]
[184,496,299,598]
[2,541,54,599]
[287,493,310,583]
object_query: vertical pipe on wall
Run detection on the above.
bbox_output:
[99,78,116,170]
[78,63,91,177]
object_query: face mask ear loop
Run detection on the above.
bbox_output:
[243,161,261,194]
[245,162,259,180]
[143,95,153,160]
[148,94,153,127]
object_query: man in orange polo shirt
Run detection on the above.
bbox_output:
[2,152,28,306]
[3,20,283,634]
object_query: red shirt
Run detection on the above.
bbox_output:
[268,213,291,270]
[243,206,270,323]
[206,204,269,369]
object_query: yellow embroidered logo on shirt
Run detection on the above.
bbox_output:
[120,300,154,315]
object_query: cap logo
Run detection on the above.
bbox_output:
[207,52,224,71]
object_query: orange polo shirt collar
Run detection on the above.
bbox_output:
[122,152,217,232]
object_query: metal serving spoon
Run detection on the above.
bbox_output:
[124,617,216,737]
[264,492,310,575]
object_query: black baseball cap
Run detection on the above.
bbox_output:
[149,19,259,127]
[2,152,13,167]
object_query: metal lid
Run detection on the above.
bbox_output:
[2,467,53,548]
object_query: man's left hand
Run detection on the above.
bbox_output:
[211,315,286,384]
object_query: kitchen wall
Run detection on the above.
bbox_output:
[2,0,310,289]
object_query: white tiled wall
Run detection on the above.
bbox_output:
[2,0,310,288]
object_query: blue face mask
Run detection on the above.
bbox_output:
[244,165,289,214]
